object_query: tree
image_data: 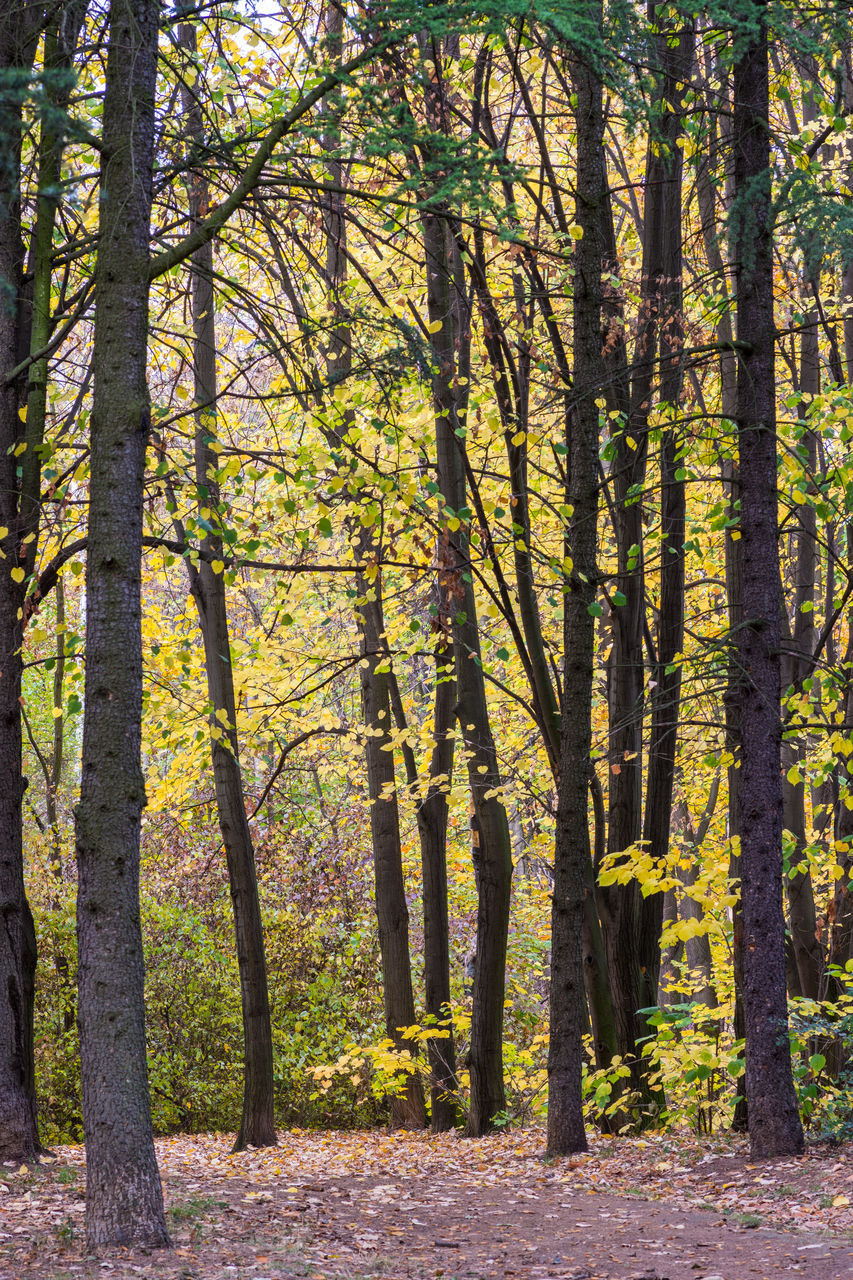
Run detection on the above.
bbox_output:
[73,0,170,1247]
[176,20,276,1152]
[730,0,804,1159]
[0,0,85,1162]
[0,0,43,1163]
[547,7,608,1156]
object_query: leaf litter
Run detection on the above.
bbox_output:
[1,1129,851,1280]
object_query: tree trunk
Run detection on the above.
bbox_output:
[672,783,719,1012]
[322,8,425,1130]
[178,21,276,1153]
[73,0,170,1247]
[585,766,618,1071]
[638,15,693,1012]
[830,548,853,974]
[0,0,52,1165]
[356,566,427,1130]
[731,0,804,1159]
[423,205,513,1136]
[777,70,823,1001]
[412,645,458,1130]
[697,79,748,1131]
[546,27,611,1154]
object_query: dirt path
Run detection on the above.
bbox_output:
[2,1131,851,1280]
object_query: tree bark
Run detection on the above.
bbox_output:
[778,73,822,1002]
[0,0,55,1165]
[356,560,427,1130]
[731,0,804,1159]
[546,26,609,1155]
[178,20,276,1153]
[639,14,694,1012]
[73,0,170,1247]
[423,203,513,1136]
[324,8,425,1130]
[396,641,458,1131]
[697,72,748,1130]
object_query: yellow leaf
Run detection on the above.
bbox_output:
[833,1195,849,1208]
[10,567,24,583]
[427,319,443,334]
[211,560,224,574]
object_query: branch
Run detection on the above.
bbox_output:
[147,38,393,282]
[248,725,350,820]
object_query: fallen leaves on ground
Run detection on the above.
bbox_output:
[1,1128,851,1280]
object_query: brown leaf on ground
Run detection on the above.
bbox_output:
[1,1129,851,1280]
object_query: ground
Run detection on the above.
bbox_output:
[2,1130,852,1280]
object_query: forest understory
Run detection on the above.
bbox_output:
[3,1130,853,1280]
[8,0,853,1256]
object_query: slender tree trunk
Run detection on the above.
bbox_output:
[47,576,66,873]
[74,0,170,1247]
[639,14,694,1011]
[697,78,748,1130]
[467,45,617,1077]
[386,578,459,1130]
[598,15,692,1102]
[356,560,427,1130]
[410,643,458,1130]
[830,543,853,972]
[778,72,822,1000]
[672,780,719,1012]
[177,21,276,1153]
[585,766,618,1071]
[0,0,52,1165]
[423,204,512,1135]
[323,7,425,1129]
[731,0,804,1158]
[546,26,610,1154]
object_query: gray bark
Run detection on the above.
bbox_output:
[73,0,170,1247]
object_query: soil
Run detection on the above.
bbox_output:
[2,1130,851,1280]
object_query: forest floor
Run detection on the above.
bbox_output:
[2,1128,852,1280]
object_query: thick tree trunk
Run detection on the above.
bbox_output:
[73,0,170,1247]
[731,0,804,1159]
[178,21,276,1153]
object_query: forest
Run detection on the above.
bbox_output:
[2,0,853,1260]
